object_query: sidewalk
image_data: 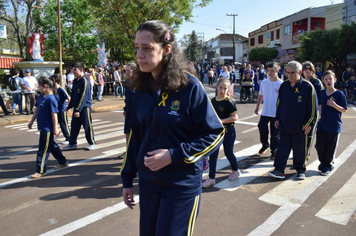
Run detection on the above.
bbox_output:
[0,94,125,126]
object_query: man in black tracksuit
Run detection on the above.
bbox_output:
[269,61,318,180]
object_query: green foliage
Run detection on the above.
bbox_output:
[299,23,356,78]
[33,0,99,67]
[249,47,279,64]
[181,31,201,62]
[88,0,212,61]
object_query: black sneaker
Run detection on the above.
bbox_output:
[268,170,285,179]
[297,172,306,180]
[321,166,333,176]
[270,152,276,160]
[259,147,270,155]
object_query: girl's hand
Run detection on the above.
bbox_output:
[144,149,172,171]
[123,188,135,209]
[28,122,33,129]
[53,127,60,137]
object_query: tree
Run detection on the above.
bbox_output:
[249,47,279,65]
[33,0,99,66]
[181,31,201,62]
[88,0,212,61]
[299,24,356,79]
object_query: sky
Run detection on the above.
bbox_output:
[175,0,344,45]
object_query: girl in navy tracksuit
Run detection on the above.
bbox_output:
[120,20,224,236]
[315,71,347,175]
[28,76,68,178]
[202,77,240,188]
[53,75,71,144]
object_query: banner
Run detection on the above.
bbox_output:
[0,25,7,39]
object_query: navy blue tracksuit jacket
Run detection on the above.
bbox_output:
[120,73,224,198]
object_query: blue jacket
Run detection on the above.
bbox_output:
[67,76,92,112]
[276,78,318,134]
[120,73,224,197]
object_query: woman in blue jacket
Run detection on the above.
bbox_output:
[120,20,224,236]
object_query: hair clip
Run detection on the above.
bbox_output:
[166,33,170,41]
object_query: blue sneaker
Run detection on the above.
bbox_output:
[268,170,285,179]
[318,163,324,172]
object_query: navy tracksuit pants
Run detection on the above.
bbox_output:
[209,125,238,179]
[36,131,67,174]
[315,129,339,168]
[69,107,95,145]
[257,115,279,153]
[273,130,308,174]
[58,111,70,141]
[139,182,200,236]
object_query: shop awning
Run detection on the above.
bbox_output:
[0,57,22,69]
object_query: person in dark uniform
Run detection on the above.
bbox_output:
[63,62,96,151]
[120,20,224,236]
[268,61,318,180]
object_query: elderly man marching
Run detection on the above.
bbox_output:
[268,61,318,180]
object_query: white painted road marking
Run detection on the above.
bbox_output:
[39,195,140,236]
[248,139,356,236]
[315,172,356,225]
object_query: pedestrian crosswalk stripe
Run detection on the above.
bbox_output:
[259,160,321,206]
[215,157,274,191]
[56,126,124,142]
[248,139,356,236]
[315,172,356,225]
[241,127,258,134]
[39,195,140,236]
[96,139,126,149]
[203,144,260,178]
[236,120,258,126]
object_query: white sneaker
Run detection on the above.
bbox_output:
[61,140,69,145]
[86,144,96,150]
[202,178,216,188]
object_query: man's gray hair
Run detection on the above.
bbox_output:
[286,61,302,73]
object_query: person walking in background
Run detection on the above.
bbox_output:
[53,74,71,145]
[97,67,105,101]
[207,67,214,86]
[9,69,23,115]
[120,20,224,236]
[0,94,11,115]
[302,61,324,158]
[239,63,246,83]
[268,61,318,180]
[316,70,347,176]
[114,66,123,98]
[21,69,37,115]
[64,62,96,151]
[202,77,240,188]
[315,66,323,81]
[28,76,68,178]
[67,67,75,95]
[118,62,137,159]
[255,63,283,160]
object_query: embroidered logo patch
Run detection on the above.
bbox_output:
[170,100,180,111]
[297,95,302,102]
[218,106,224,112]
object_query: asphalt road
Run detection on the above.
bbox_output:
[1,85,356,236]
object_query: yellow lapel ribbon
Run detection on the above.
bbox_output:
[295,88,299,93]
[158,93,168,106]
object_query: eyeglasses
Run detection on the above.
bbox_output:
[303,67,312,71]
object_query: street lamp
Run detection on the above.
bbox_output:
[216,28,235,64]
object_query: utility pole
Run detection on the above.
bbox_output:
[226,13,237,65]
[197,32,205,63]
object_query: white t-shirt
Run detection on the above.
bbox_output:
[8,76,22,94]
[21,76,37,94]
[114,71,121,81]
[67,72,74,89]
[219,71,229,79]
[259,78,283,117]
